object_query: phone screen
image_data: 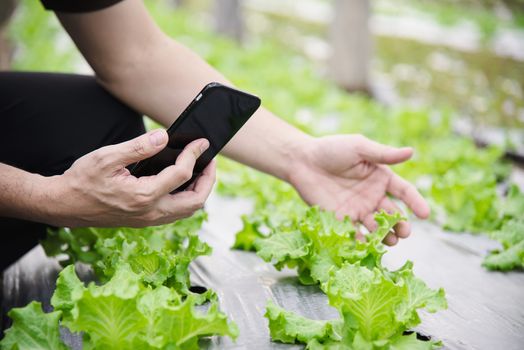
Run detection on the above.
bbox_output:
[131,83,260,191]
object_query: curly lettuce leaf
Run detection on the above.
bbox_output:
[500,184,524,220]
[265,300,341,344]
[387,262,447,329]
[42,211,207,270]
[50,265,84,321]
[149,295,238,349]
[0,302,68,350]
[268,263,445,349]
[232,198,308,252]
[483,219,524,270]
[253,206,355,284]
[43,211,210,295]
[430,166,501,233]
[254,208,401,284]
[49,263,237,350]
[239,188,446,347]
[326,263,445,346]
[255,230,310,267]
[232,215,266,251]
[326,264,408,342]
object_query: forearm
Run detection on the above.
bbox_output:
[222,109,312,181]
[0,163,54,223]
[98,38,311,181]
[57,2,311,181]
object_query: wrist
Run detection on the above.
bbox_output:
[33,174,72,227]
[283,133,317,184]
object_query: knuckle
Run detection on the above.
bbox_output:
[192,146,202,159]
[90,149,105,164]
[351,135,365,152]
[132,140,149,157]
[176,168,193,183]
[143,210,162,223]
[398,180,412,197]
[190,195,206,211]
[192,202,204,212]
[131,190,155,208]
[91,147,114,169]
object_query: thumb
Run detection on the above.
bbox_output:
[104,129,168,167]
[356,136,413,165]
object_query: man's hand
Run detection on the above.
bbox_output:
[288,134,430,246]
[44,129,215,228]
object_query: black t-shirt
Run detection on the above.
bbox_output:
[40,0,124,13]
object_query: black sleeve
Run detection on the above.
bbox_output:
[40,0,124,13]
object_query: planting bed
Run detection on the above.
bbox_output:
[2,193,523,350]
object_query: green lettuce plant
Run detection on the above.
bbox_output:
[0,212,239,350]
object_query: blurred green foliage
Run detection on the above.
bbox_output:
[379,0,524,33]
[376,37,524,129]
[7,0,80,71]
[252,0,524,129]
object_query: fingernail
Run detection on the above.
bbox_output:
[150,130,166,147]
[200,139,209,153]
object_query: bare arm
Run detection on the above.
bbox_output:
[0,163,50,223]
[56,0,308,182]
[50,0,429,243]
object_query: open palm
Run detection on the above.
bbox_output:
[289,135,430,245]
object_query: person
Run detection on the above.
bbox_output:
[0,0,430,270]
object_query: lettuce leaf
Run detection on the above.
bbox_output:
[50,264,238,350]
[265,300,341,344]
[258,209,446,348]
[3,212,237,350]
[43,211,210,295]
[0,302,68,350]
[265,263,445,349]
[430,166,501,233]
[500,184,524,220]
[254,208,402,285]
[231,215,266,251]
[483,219,524,270]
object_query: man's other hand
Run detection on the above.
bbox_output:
[288,134,430,246]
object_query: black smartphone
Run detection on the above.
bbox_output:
[130,82,261,192]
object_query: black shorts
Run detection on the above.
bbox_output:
[0,71,145,271]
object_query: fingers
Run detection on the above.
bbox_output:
[362,214,378,233]
[190,159,216,196]
[172,160,216,204]
[159,160,216,217]
[378,197,411,239]
[355,135,413,165]
[96,129,169,169]
[387,172,430,219]
[145,138,209,196]
[383,234,398,246]
[361,211,403,247]
[362,197,411,246]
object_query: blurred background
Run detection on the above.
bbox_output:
[1,0,524,232]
